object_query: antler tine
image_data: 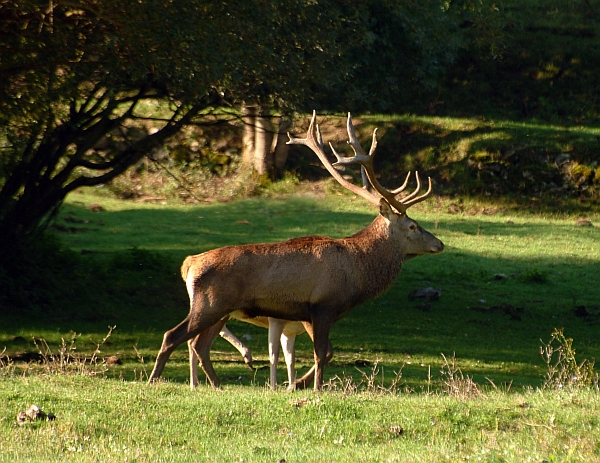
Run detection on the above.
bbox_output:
[368,127,378,157]
[287,111,380,207]
[307,110,319,145]
[316,123,324,148]
[399,175,434,208]
[399,171,422,203]
[346,112,367,157]
[390,172,411,195]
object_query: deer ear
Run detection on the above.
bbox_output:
[379,198,394,219]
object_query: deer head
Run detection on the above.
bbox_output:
[288,111,443,259]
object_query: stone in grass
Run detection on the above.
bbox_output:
[105,355,122,366]
[408,287,442,301]
[389,425,404,436]
[25,404,46,421]
[16,405,56,425]
[16,411,29,426]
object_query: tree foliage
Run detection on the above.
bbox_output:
[326,0,462,113]
[0,0,460,255]
[0,0,360,251]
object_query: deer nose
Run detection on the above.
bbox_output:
[432,240,444,253]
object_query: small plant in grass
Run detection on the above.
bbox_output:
[324,359,406,395]
[31,325,116,377]
[440,353,481,398]
[132,343,149,382]
[521,268,549,284]
[0,347,16,376]
[540,328,598,390]
[356,359,406,394]
[324,372,361,395]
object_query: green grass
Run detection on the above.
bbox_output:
[1,187,600,461]
[2,376,600,462]
[2,188,599,389]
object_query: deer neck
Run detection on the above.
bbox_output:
[350,214,403,253]
[345,214,406,299]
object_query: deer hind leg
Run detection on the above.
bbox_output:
[188,317,229,389]
[219,325,253,369]
[268,318,286,390]
[148,316,200,384]
[148,293,228,384]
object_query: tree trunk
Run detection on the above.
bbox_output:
[272,116,291,176]
[254,114,274,176]
[240,105,289,178]
[241,104,257,171]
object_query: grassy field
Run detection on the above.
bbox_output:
[2,375,600,462]
[1,186,600,461]
[3,187,600,387]
[2,187,599,386]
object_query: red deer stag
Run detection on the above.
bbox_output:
[148,111,444,390]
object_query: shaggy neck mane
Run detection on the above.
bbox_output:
[343,214,406,304]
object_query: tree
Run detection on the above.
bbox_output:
[240,0,463,178]
[0,0,463,256]
[321,0,463,113]
[240,104,291,179]
[0,0,362,255]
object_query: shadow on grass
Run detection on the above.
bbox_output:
[350,115,600,214]
[1,196,599,390]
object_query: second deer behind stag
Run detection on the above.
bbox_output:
[148,112,444,390]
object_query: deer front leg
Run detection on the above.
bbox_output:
[295,322,333,390]
[268,318,286,390]
[280,331,296,391]
[303,319,334,391]
[294,342,332,390]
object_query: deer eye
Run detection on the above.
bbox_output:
[409,224,417,231]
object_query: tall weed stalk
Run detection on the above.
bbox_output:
[31,325,116,377]
[540,328,598,390]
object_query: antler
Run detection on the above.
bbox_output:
[287,111,433,214]
[286,111,381,207]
